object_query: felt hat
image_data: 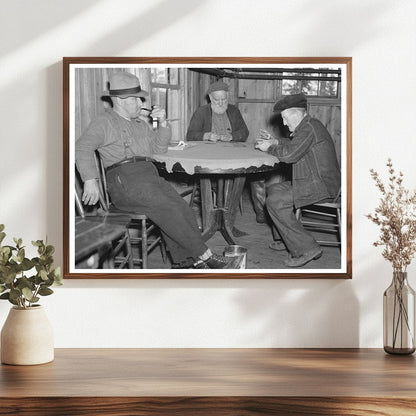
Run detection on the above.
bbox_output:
[207,80,229,94]
[273,93,307,113]
[102,72,148,98]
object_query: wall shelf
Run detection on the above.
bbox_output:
[1,348,415,415]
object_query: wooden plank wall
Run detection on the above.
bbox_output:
[75,69,341,167]
[75,68,105,141]
[74,68,150,140]
[309,103,341,166]
[187,75,341,166]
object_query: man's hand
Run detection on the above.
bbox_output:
[219,133,232,142]
[82,179,100,206]
[203,132,221,142]
[255,128,278,151]
[150,105,166,123]
[255,138,279,152]
[258,128,275,140]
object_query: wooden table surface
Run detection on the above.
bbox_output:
[1,348,415,415]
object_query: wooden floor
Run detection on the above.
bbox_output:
[148,183,341,270]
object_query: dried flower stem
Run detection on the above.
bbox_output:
[366,159,416,272]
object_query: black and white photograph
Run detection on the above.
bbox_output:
[63,58,351,279]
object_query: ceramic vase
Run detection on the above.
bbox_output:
[1,305,54,365]
[383,271,416,355]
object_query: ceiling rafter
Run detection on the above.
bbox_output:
[189,67,341,81]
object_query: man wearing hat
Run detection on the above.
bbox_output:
[76,71,240,269]
[256,93,341,268]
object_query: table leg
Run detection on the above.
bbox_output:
[224,176,248,237]
[199,175,248,245]
[217,178,236,245]
[200,178,221,242]
[199,177,235,245]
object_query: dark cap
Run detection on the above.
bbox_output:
[273,93,307,113]
[207,80,229,94]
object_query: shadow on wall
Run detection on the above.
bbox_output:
[2,0,203,56]
[233,280,359,348]
[295,0,393,51]
[84,0,204,55]
[44,0,204,264]
[1,0,102,56]
[57,278,359,348]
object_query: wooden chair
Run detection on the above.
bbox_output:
[94,153,167,269]
[75,186,134,269]
[295,190,341,247]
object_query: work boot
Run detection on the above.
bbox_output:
[250,180,267,223]
[284,247,323,268]
[171,258,195,269]
[269,240,287,252]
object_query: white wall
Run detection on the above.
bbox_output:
[1,0,415,348]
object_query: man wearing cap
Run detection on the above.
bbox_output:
[76,71,241,269]
[255,93,341,268]
[186,80,249,142]
[186,80,267,224]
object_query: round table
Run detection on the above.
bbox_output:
[153,142,279,244]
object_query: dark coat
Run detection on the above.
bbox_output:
[186,104,249,142]
[268,115,341,208]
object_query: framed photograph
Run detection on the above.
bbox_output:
[63,57,352,279]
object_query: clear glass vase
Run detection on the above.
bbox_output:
[383,271,415,355]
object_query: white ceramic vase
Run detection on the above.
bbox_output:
[1,305,54,365]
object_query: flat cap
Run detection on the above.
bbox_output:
[273,93,307,113]
[207,80,229,94]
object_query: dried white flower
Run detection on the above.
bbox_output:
[366,159,416,272]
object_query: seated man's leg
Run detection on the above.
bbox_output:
[140,182,243,269]
[151,178,208,263]
[106,164,240,268]
[109,171,207,262]
[266,182,321,261]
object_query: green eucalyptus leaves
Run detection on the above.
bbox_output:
[0,224,62,309]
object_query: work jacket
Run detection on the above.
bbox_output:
[267,115,341,208]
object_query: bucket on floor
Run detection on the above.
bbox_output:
[223,245,247,269]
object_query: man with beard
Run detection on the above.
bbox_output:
[76,71,241,270]
[186,80,249,142]
[255,93,341,268]
[186,80,267,224]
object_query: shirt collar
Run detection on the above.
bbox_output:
[291,114,309,136]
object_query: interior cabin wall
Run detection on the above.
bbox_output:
[186,70,203,128]
[75,68,106,141]
[199,73,215,106]
[237,78,277,144]
[76,69,341,165]
[75,68,151,141]
[186,73,341,165]
[308,103,341,165]
[239,102,277,142]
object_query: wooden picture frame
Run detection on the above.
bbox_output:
[63,57,352,279]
